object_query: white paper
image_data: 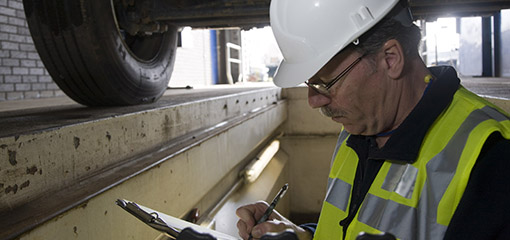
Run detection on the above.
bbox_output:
[136,204,241,240]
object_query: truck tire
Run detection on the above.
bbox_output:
[23,0,178,106]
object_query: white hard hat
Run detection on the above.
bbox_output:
[270,0,402,87]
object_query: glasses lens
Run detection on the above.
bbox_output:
[306,82,330,96]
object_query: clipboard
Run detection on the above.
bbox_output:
[116,199,240,240]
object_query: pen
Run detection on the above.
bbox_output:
[248,183,289,240]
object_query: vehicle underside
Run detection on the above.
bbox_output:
[22,0,510,106]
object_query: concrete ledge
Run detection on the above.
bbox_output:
[0,87,285,239]
[0,87,281,212]
[485,96,510,114]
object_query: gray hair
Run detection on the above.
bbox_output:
[354,17,422,60]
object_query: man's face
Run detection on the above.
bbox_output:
[307,49,395,136]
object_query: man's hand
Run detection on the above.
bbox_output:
[236,201,313,240]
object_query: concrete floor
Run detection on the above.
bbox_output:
[461,77,510,99]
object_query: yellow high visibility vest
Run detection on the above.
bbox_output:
[314,87,510,240]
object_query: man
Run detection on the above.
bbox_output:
[236,0,510,239]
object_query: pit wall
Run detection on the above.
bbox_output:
[279,87,340,221]
[278,87,510,221]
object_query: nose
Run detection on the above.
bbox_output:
[308,87,331,108]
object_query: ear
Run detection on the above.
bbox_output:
[381,39,405,79]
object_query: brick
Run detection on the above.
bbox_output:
[15,9,25,19]
[12,67,27,74]
[7,91,23,100]
[8,16,24,26]
[22,75,37,83]
[29,67,43,75]
[38,75,53,83]
[0,15,7,22]
[1,41,18,50]
[0,0,7,7]
[2,58,19,66]
[0,66,11,74]
[17,26,29,35]
[24,91,40,99]
[0,6,16,16]
[27,52,39,59]
[0,83,13,92]
[19,43,35,51]
[0,49,8,57]
[15,83,30,91]
[8,0,23,10]
[0,92,6,101]
[10,50,26,58]
[55,90,65,97]
[20,59,35,67]
[0,24,17,33]
[0,32,8,40]
[4,75,21,83]
[8,33,25,42]
[31,83,46,90]
[46,82,59,90]
[36,60,45,67]
[40,90,54,97]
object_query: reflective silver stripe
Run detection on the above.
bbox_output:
[395,165,418,199]
[324,130,352,211]
[325,177,351,212]
[381,164,418,199]
[481,105,509,122]
[381,164,407,192]
[331,130,350,166]
[358,107,505,240]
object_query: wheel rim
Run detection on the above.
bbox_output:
[111,0,166,62]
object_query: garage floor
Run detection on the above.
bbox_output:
[0,84,277,137]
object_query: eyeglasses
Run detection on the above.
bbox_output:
[305,55,364,96]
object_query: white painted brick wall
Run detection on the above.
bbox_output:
[0,0,60,101]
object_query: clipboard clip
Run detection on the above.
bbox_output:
[116,199,180,238]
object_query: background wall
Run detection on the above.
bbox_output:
[168,27,213,88]
[280,87,341,223]
[0,0,62,101]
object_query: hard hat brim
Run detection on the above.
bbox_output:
[273,52,334,88]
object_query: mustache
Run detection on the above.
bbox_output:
[320,106,347,118]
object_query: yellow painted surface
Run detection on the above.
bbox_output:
[485,97,510,114]
[14,98,286,239]
[212,150,290,237]
[281,87,340,215]
[281,87,341,135]
[0,88,281,212]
